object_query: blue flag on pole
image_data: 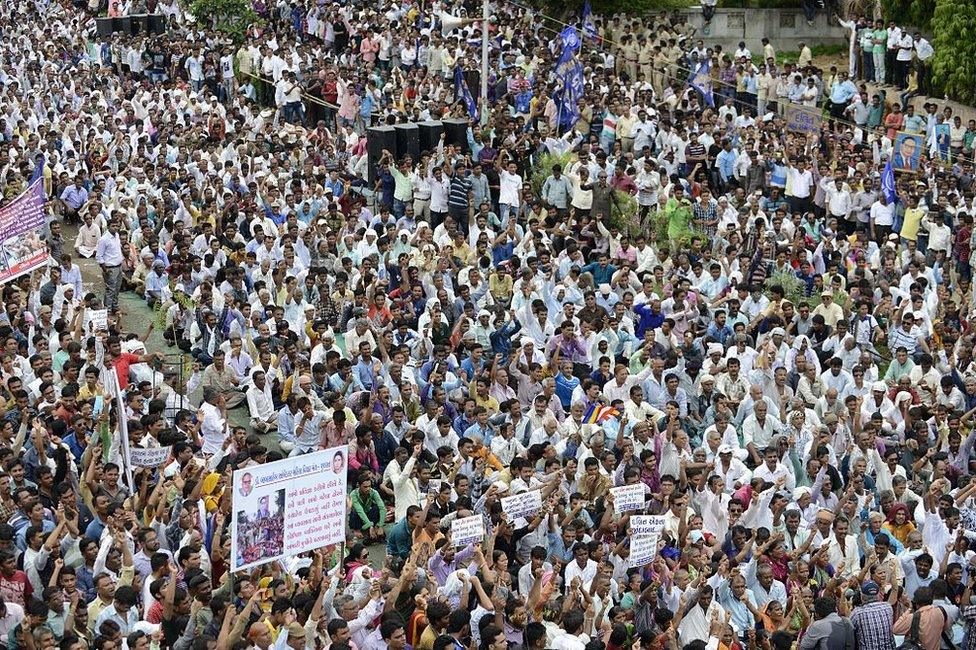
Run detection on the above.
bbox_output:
[881,160,897,204]
[582,0,598,41]
[454,65,479,121]
[554,26,584,131]
[688,58,714,108]
[29,155,44,186]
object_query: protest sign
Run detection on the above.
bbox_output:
[611,484,646,513]
[428,479,442,495]
[0,177,48,285]
[231,445,348,571]
[630,515,667,537]
[630,534,659,567]
[451,514,486,547]
[87,309,108,332]
[501,489,542,519]
[784,105,822,135]
[129,445,172,468]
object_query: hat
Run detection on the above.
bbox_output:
[770,327,786,337]
[861,581,880,596]
[688,530,705,543]
[793,486,811,501]
[700,374,715,384]
[718,444,734,455]
[286,623,306,639]
[872,381,887,392]
[708,343,724,355]
[599,283,612,296]
[478,309,490,318]
[821,290,833,297]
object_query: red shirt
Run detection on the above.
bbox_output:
[0,570,31,607]
[111,352,143,390]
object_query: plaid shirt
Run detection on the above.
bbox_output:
[963,605,976,650]
[850,600,895,650]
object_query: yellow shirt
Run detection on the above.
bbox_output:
[901,207,924,242]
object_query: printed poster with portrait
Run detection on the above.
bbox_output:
[892,132,922,173]
[231,445,348,571]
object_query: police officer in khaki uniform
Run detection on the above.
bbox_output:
[620,36,638,81]
[638,36,655,82]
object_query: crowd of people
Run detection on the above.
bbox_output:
[0,0,974,649]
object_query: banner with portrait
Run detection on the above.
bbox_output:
[231,446,348,571]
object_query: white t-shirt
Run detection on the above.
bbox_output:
[499,169,523,207]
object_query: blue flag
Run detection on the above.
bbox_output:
[29,155,44,186]
[881,160,897,204]
[688,58,714,108]
[454,65,479,121]
[554,27,584,131]
[582,0,598,41]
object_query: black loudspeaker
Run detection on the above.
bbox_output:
[118,16,135,35]
[442,118,469,151]
[96,17,116,36]
[417,120,443,155]
[148,14,165,34]
[367,125,396,185]
[394,123,419,163]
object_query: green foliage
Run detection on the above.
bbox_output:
[881,0,935,29]
[764,268,806,308]
[609,191,638,232]
[647,203,701,251]
[773,43,847,65]
[930,0,976,105]
[531,152,576,198]
[189,0,259,42]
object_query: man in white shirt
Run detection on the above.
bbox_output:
[95,219,124,311]
[245,371,276,433]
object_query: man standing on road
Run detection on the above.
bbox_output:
[95,219,123,312]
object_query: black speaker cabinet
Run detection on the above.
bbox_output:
[95,17,116,36]
[148,14,166,34]
[442,118,469,151]
[394,123,419,163]
[417,120,443,155]
[367,125,396,184]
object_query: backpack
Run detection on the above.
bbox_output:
[896,611,925,650]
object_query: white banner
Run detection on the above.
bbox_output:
[501,489,542,519]
[630,514,667,537]
[630,534,658,567]
[129,445,172,468]
[451,514,485,547]
[230,445,348,571]
[611,484,646,514]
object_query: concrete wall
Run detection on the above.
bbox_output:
[675,7,848,54]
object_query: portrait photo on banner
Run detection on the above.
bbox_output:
[892,132,922,172]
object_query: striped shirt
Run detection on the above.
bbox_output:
[849,600,895,650]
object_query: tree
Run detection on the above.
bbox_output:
[188,0,259,42]
[880,0,935,29]
[929,0,976,104]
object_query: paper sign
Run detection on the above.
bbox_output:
[428,479,442,495]
[88,309,108,332]
[451,514,486,547]
[785,105,822,135]
[128,445,172,468]
[630,514,667,537]
[630,534,659,567]
[501,489,542,519]
[611,484,646,514]
[231,445,348,572]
